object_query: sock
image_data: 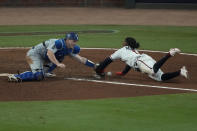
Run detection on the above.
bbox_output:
[122,65,131,75]
[96,57,112,73]
[153,53,171,73]
[161,70,181,81]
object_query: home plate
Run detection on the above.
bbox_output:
[0,73,13,77]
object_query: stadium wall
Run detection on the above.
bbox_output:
[0,0,196,9]
[0,0,124,7]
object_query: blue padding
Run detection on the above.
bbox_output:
[85,60,95,68]
[15,71,44,81]
[55,40,63,50]
[73,45,80,54]
[34,72,44,81]
[48,64,57,73]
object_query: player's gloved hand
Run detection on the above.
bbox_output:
[116,72,124,76]
[57,63,66,68]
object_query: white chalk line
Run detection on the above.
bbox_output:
[83,48,197,56]
[0,47,197,56]
[65,77,197,92]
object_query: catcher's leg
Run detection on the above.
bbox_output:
[8,49,46,82]
[13,70,44,82]
[10,55,45,82]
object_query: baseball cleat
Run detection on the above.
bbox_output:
[180,66,189,79]
[93,74,102,79]
[169,48,181,56]
[44,72,56,78]
[8,74,21,82]
[94,63,101,72]
[94,63,105,75]
[93,72,106,79]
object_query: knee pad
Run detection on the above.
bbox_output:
[15,71,44,81]
[34,71,44,81]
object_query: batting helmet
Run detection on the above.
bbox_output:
[65,32,79,41]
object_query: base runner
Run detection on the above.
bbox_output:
[95,37,188,81]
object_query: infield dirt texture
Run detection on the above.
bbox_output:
[0,8,197,101]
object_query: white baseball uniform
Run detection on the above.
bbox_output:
[110,46,164,81]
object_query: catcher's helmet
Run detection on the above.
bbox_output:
[65,32,79,41]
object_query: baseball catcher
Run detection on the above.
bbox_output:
[95,37,188,81]
[8,32,95,82]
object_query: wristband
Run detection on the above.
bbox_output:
[48,64,57,72]
[85,60,95,68]
[116,72,124,76]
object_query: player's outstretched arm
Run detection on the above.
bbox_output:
[71,54,95,68]
[116,64,131,76]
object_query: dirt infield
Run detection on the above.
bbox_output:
[0,7,197,101]
[0,49,196,101]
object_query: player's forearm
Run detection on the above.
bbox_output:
[73,54,95,68]
[97,57,113,70]
[47,50,60,65]
[121,65,131,75]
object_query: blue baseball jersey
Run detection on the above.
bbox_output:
[32,38,80,62]
[47,38,80,62]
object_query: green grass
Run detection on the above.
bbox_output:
[0,25,197,53]
[0,93,197,131]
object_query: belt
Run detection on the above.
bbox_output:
[134,61,141,72]
[133,55,142,72]
[134,55,141,66]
